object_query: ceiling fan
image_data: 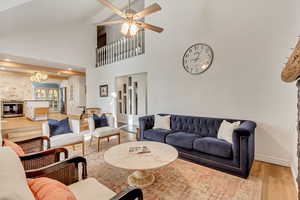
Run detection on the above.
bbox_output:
[97,0,164,37]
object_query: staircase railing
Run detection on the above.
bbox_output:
[96,30,145,67]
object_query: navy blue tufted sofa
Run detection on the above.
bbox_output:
[139,114,256,178]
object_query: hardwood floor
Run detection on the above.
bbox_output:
[250,161,297,200]
[1,116,297,199]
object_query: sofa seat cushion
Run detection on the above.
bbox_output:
[166,132,199,150]
[68,178,116,200]
[193,137,233,159]
[143,128,173,142]
[94,127,119,137]
[50,133,84,147]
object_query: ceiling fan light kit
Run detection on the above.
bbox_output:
[121,22,139,37]
[97,0,164,37]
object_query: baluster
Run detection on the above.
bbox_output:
[120,39,123,60]
[101,47,104,66]
[104,46,107,65]
[98,48,101,67]
[106,45,109,65]
[99,48,102,66]
[96,49,98,67]
[134,34,137,56]
[122,38,125,60]
[109,44,112,64]
[142,30,145,54]
[118,40,122,61]
[116,40,119,61]
[108,44,111,64]
[138,31,141,55]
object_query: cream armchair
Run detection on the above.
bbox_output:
[42,119,86,155]
[88,115,121,152]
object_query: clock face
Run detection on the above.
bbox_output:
[183,43,214,75]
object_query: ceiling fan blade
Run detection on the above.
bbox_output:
[136,21,164,33]
[98,0,126,18]
[97,20,124,26]
[133,3,161,20]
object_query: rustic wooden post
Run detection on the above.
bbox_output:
[281,38,300,199]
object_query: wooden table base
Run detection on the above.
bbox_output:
[128,170,155,188]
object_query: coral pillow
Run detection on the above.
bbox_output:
[3,139,25,156]
[27,178,76,200]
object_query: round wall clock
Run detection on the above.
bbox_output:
[183,43,214,75]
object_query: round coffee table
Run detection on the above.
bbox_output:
[104,141,178,188]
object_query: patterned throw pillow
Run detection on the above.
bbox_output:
[3,139,25,156]
[27,178,76,200]
[48,118,73,137]
[93,114,109,128]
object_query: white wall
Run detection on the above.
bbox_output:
[86,0,300,175]
[0,22,96,68]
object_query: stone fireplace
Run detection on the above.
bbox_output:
[282,38,300,199]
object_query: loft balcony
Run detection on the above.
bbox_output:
[96,30,145,67]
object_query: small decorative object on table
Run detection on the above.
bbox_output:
[99,84,109,97]
[129,146,151,154]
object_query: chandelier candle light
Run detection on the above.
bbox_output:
[30,71,48,82]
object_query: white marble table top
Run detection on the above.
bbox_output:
[104,141,178,171]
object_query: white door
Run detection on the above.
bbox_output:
[116,73,147,126]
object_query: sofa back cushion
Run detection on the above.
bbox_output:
[93,114,109,128]
[170,114,242,137]
[48,118,73,137]
[0,147,35,200]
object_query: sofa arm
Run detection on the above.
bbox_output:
[232,120,256,177]
[234,121,256,136]
[25,156,87,186]
[110,186,143,200]
[139,115,155,140]
[139,115,155,130]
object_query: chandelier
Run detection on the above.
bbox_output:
[30,71,48,82]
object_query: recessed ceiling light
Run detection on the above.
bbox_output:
[4,58,11,62]
[68,68,72,71]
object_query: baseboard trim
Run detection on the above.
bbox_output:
[255,153,290,167]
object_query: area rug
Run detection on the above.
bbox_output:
[70,135,262,200]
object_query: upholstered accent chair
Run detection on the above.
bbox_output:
[88,114,121,152]
[0,148,143,200]
[42,118,86,155]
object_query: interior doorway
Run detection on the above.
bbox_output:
[115,72,147,132]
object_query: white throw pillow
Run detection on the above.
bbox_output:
[153,115,171,130]
[217,120,240,144]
